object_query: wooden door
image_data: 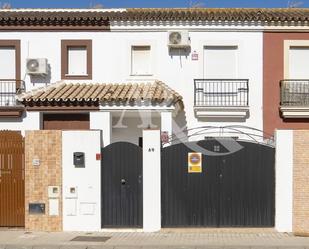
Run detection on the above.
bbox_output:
[0,131,24,227]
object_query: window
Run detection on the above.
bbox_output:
[61,40,92,80]
[289,47,309,79]
[203,46,238,78]
[0,40,20,81]
[0,47,16,79]
[68,47,87,76]
[131,46,151,75]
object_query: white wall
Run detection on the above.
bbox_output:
[0,112,40,135]
[142,129,161,232]
[112,115,161,145]
[0,29,263,134]
[275,130,294,232]
[90,111,111,146]
[62,130,101,231]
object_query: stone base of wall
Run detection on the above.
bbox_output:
[293,130,309,236]
[25,130,62,231]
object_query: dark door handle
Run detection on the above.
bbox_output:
[121,179,126,185]
[138,175,142,183]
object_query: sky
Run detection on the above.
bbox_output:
[2,0,309,9]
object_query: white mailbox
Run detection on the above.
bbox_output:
[65,186,78,199]
[48,186,60,198]
[49,199,59,216]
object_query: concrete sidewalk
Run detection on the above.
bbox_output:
[0,229,309,249]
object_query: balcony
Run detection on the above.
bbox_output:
[0,80,25,117]
[280,80,309,118]
[194,79,249,119]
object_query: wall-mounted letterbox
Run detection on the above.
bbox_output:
[48,186,60,198]
[65,186,78,199]
[29,203,45,214]
[73,152,85,168]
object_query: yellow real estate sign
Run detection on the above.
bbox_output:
[188,152,202,173]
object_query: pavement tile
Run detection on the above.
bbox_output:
[87,246,115,249]
[274,247,306,249]
[33,246,61,249]
[5,246,33,249]
[32,245,60,249]
[114,247,142,249]
[223,247,250,249]
[59,246,87,249]
[195,247,223,249]
[154,247,196,249]
[250,247,278,249]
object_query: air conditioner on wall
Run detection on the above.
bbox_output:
[26,58,48,75]
[167,30,190,48]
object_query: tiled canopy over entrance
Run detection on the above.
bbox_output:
[18,81,183,108]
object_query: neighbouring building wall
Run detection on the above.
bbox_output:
[25,130,62,231]
[275,129,309,235]
[264,33,309,135]
[293,130,309,236]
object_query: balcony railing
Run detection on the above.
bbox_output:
[280,80,309,107]
[0,80,25,107]
[194,79,249,107]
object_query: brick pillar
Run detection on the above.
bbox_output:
[25,130,62,231]
[293,130,309,236]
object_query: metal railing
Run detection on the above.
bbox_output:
[194,79,249,107]
[280,80,309,107]
[0,80,25,107]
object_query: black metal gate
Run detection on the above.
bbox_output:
[101,142,143,228]
[161,138,275,227]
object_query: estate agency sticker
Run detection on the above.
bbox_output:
[188,152,202,173]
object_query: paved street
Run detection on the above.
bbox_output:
[0,229,309,249]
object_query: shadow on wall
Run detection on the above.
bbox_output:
[29,64,52,86]
[195,114,250,123]
[169,47,191,58]
[0,111,27,123]
[172,109,188,144]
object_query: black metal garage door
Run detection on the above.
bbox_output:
[101,142,143,228]
[161,138,275,227]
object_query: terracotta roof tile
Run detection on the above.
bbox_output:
[2,8,309,26]
[19,81,182,107]
[113,8,309,23]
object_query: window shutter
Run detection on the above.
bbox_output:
[0,47,15,79]
[204,46,238,79]
[131,46,151,75]
[68,47,87,76]
[289,47,309,79]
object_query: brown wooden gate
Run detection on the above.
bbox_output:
[0,131,25,227]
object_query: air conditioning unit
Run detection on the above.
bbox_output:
[168,31,190,48]
[26,58,48,75]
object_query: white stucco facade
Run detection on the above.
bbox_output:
[62,130,102,231]
[275,130,294,232]
[0,25,263,137]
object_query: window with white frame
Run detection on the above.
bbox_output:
[131,46,151,75]
[289,46,309,79]
[203,46,238,78]
[67,47,87,76]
